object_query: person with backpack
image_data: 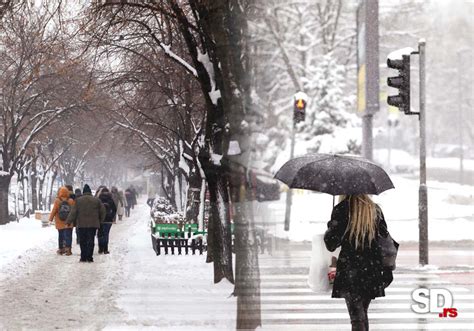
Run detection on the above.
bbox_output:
[324,195,394,331]
[97,187,117,254]
[48,186,75,256]
[66,184,105,262]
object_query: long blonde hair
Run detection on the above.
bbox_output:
[340,194,377,250]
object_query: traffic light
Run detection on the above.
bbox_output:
[294,97,306,123]
[387,55,410,114]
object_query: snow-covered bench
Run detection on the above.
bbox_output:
[150,223,206,255]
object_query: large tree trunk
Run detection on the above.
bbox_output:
[232,181,261,329]
[202,1,261,329]
[0,175,12,225]
[202,160,234,284]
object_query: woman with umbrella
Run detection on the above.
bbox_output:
[325,194,393,330]
[276,154,397,331]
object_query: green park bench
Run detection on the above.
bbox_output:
[151,223,206,255]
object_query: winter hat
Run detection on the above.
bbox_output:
[83,184,92,194]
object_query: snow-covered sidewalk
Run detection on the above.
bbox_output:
[0,201,236,330]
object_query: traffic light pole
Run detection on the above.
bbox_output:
[418,40,428,266]
[284,121,296,231]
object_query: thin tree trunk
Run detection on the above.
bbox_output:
[22,177,29,215]
[38,176,45,210]
[48,170,57,209]
[31,158,38,212]
[197,178,206,231]
[0,175,12,225]
[185,170,202,224]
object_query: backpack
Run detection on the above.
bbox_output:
[58,200,71,221]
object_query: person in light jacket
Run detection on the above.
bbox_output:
[324,195,393,331]
[110,186,124,221]
[66,184,105,263]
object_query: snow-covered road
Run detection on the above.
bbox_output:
[0,201,236,330]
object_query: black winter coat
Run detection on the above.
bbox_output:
[98,192,117,224]
[324,199,392,299]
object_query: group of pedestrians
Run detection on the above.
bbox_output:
[48,184,132,263]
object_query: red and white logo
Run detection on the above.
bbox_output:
[411,288,458,318]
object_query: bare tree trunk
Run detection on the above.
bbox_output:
[22,177,29,215]
[31,158,38,212]
[201,158,234,284]
[185,169,202,224]
[38,176,45,210]
[0,175,12,225]
[233,183,261,329]
[48,170,58,209]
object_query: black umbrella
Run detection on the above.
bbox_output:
[274,154,394,196]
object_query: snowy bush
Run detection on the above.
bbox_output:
[151,197,183,223]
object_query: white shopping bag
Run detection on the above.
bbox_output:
[307,233,340,292]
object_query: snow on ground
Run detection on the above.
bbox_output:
[256,174,474,242]
[0,200,236,330]
[0,216,56,270]
[108,202,236,330]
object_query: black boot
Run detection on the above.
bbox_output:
[104,244,110,254]
[351,321,366,331]
[98,246,104,254]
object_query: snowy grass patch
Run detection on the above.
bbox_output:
[0,217,56,271]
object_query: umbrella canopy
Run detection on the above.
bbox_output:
[275,154,394,195]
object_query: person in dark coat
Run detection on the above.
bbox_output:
[324,194,393,331]
[97,187,117,254]
[124,188,133,217]
[128,185,138,209]
[65,185,75,200]
[73,188,82,245]
[74,188,82,199]
[66,184,105,262]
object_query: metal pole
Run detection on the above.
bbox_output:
[418,40,428,266]
[457,51,464,184]
[387,123,392,170]
[362,0,379,161]
[284,121,296,231]
[362,115,374,160]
